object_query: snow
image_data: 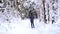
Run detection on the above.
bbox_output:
[0,0,60,34]
[0,18,60,34]
[0,19,39,34]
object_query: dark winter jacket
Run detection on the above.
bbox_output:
[29,11,34,20]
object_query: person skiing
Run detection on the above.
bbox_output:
[29,11,35,28]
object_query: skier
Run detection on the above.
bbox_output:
[29,11,35,28]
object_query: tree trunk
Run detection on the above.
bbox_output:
[42,0,47,23]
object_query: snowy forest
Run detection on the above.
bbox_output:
[0,0,60,34]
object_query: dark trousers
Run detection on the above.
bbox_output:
[30,19,35,28]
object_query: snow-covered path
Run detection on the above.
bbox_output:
[0,0,60,34]
[0,18,60,34]
[0,19,40,34]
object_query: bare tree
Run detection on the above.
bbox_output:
[52,0,58,24]
[42,0,47,23]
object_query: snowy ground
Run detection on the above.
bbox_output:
[0,18,60,34]
[0,0,60,34]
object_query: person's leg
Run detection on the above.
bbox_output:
[30,19,33,28]
[30,19,35,28]
[32,19,35,28]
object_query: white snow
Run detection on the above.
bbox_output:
[0,0,60,34]
[0,18,60,34]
